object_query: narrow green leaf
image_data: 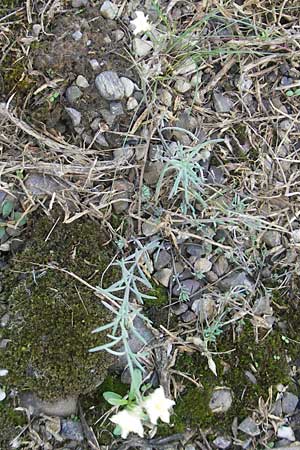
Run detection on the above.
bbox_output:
[1,200,14,219]
[103,391,128,406]
[0,228,6,239]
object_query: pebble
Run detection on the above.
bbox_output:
[172,279,201,297]
[100,109,115,126]
[32,24,42,37]
[191,295,216,323]
[153,249,171,271]
[218,271,254,292]
[110,101,124,116]
[72,0,88,6]
[213,255,229,277]
[172,302,188,316]
[95,71,125,101]
[25,173,66,196]
[252,295,273,316]
[213,436,232,449]
[1,313,10,327]
[89,59,100,71]
[181,310,196,322]
[153,268,172,288]
[185,445,196,450]
[244,370,257,384]
[213,92,234,113]
[174,57,197,75]
[19,392,78,416]
[65,107,81,127]
[112,29,125,41]
[76,75,89,88]
[100,1,118,20]
[144,161,164,186]
[175,78,192,94]
[72,30,83,41]
[127,97,138,111]
[280,119,293,131]
[160,89,173,107]
[65,85,82,103]
[120,77,135,97]
[282,392,298,415]
[113,147,134,161]
[238,75,253,91]
[142,221,158,237]
[90,117,101,131]
[186,244,206,257]
[194,257,212,274]
[133,38,153,57]
[112,179,133,213]
[61,419,84,441]
[277,426,295,441]
[262,230,282,247]
[238,417,260,437]
[95,132,109,147]
[207,166,225,184]
[209,388,233,413]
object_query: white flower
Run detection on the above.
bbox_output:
[110,407,144,439]
[0,369,8,376]
[0,388,6,401]
[130,11,152,35]
[143,386,175,425]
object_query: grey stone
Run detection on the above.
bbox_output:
[72,0,88,6]
[173,58,197,76]
[1,313,9,327]
[172,302,188,316]
[25,174,67,196]
[127,97,138,111]
[61,419,84,441]
[72,30,82,41]
[0,190,7,206]
[174,78,191,94]
[172,279,201,297]
[90,117,100,131]
[206,270,219,283]
[133,38,153,57]
[213,255,229,277]
[95,132,109,147]
[153,249,171,271]
[89,59,100,71]
[120,77,135,97]
[112,29,125,41]
[207,166,225,184]
[181,310,196,322]
[252,295,273,316]
[113,147,134,161]
[65,85,82,104]
[95,71,125,101]
[262,230,281,247]
[186,244,206,257]
[100,1,118,20]
[209,388,233,413]
[110,101,124,116]
[271,399,283,417]
[194,257,212,273]
[238,417,260,437]
[32,24,42,37]
[76,75,89,89]
[100,109,115,126]
[244,370,257,384]
[277,426,295,441]
[185,445,196,450]
[65,107,81,127]
[291,229,300,243]
[112,179,133,213]
[142,222,158,237]
[282,392,298,415]
[144,161,164,186]
[218,271,254,292]
[153,268,172,288]
[213,436,232,449]
[280,119,292,131]
[19,392,78,417]
[160,89,172,107]
[213,92,234,113]
[191,295,216,323]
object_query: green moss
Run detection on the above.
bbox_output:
[160,320,297,436]
[145,285,169,308]
[2,211,119,400]
[0,398,26,448]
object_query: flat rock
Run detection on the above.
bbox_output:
[238,417,260,437]
[76,75,89,88]
[112,179,133,213]
[144,161,164,186]
[277,426,295,441]
[19,392,78,417]
[142,221,159,237]
[172,279,201,297]
[213,92,233,113]
[100,1,118,19]
[65,107,81,127]
[181,310,196,322]
[120,77,135,97]
[153,249,171,271]
[209,388,233,413]
[133,38,153,57]
[65,85,82,103]
[61,419,84,441]
[282,392,298,415]
[153,268,172,287]
[213,436,232,449]
[262,230,281,248]
[218,271,254,292]
[172,302,188,316]
[213,255,229,277]
[194,257,212,274]
[25,174,67,196]
[175,78,191,94]
[72,0,88,6]
[191,295,216,323]
[174,58,197,75]
[95,71,125,101]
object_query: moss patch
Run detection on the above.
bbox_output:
[2,211,119,400]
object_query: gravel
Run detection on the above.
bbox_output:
[95,71,125,100]
[65,107,81,126]
[65,85,82,103]
[100,1,118,19]
[238,417,260,437]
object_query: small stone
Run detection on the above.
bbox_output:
[110,101,124,116]
[213,255,229,277]
[142,222,158,237]
[282,392,298,415]
[61,419,84,441]
[127,97,138,111]
[120,77,135,97]
[90,117,101,131]
[262,230,281,247]
[186,244,205,257]
[89,59,100,71]
[95,132,109,147]
[65,85,82,103]
[95,71,125,101]
[65,107,81,127]
[238,417,260,437]
[252,295,273,316]
[277,426,295,441]
[112,179,133,213]
[209,388,233,414]
[0,339,10,349]
[100,1,118,20]
[280,119,292,131]
[25,173,67,196]
[207,166,225,184]
[174,78,191,94]
[144,161,164,186]
[32,24,42,37]
[112,29,125,41]
[206,270,219,283]
[133,38,153,57]
[213,92,234,113]
[172,302,188,316]
[191,295,216,323]
[244,370,257,384]
[76,75,89,88]
[72,30,83,41]
[174,58,197,76]
[1,313,10,327]
[213,436,232,449]
[153,249,171,271]
[172,279,201,297]
[153,268,172,287]
[113,147,134,161]
[218,271,254,292]
[181,310,196,322]
[271,399,283,417]
[100,109,115,127]
[19,392,78,417]
[160,89,173,107]
[72,0,88,6]
[194,257,212,274]
[292,230,300,243]
[237,75,253,91]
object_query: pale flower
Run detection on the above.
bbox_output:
[130,11,152,35]
[0,388,6,401]
[110,407,144,439]
[143,386,175,425]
